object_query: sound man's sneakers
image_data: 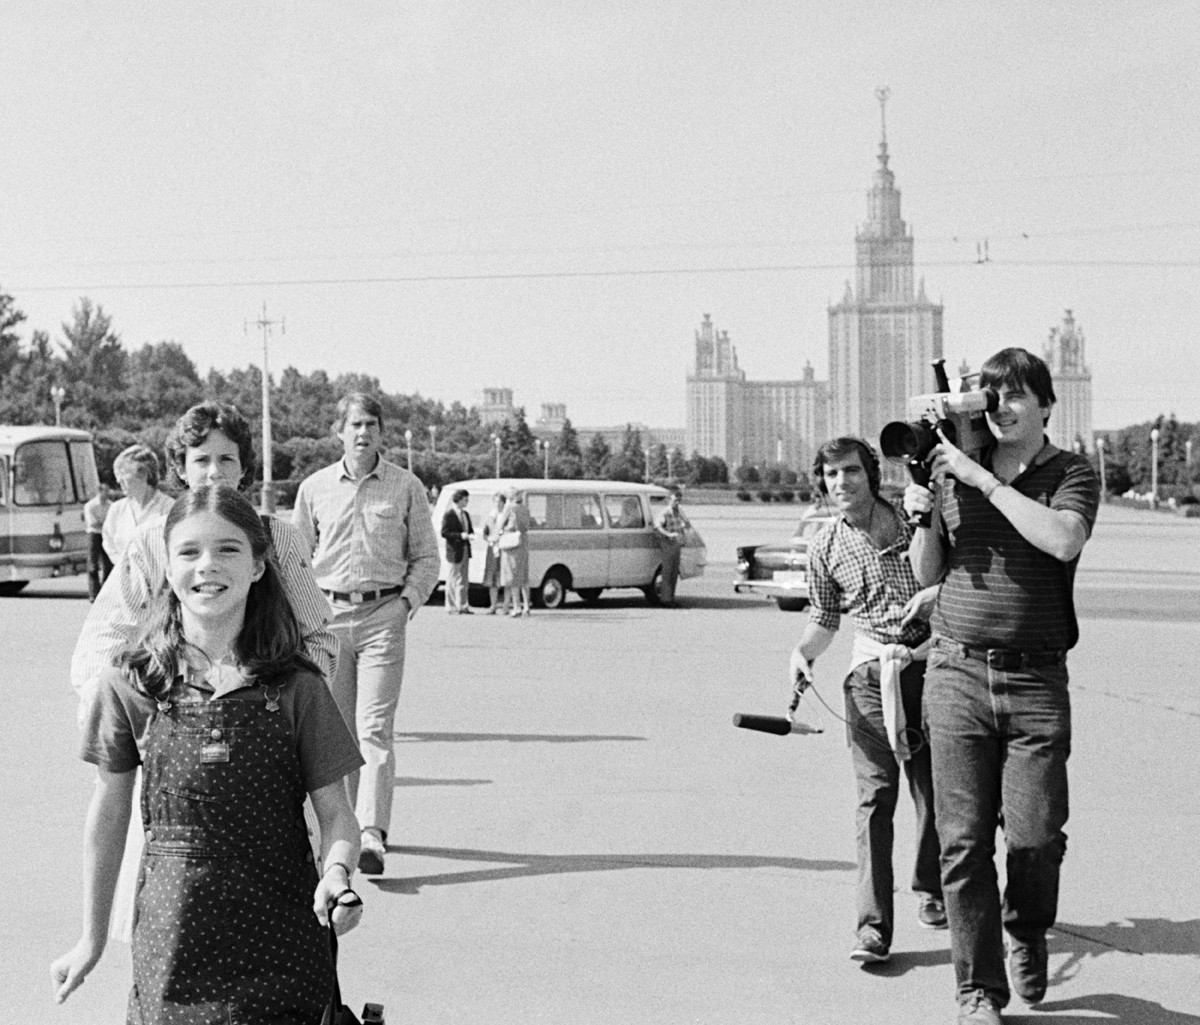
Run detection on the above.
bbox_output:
[917,894,949,929]
[849,929,890,963]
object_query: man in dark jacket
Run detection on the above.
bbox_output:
[441,489,473,614]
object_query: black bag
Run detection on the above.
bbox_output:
[320,899,384,1025]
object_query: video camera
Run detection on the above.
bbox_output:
[879,359,998,525]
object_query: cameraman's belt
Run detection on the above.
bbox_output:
[322,585,403,605]
[939,639,1064,671]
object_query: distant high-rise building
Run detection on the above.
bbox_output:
[1043,309,1093,452]
[828,87,943,450]
[479,387,515,426]
[685,314,828,471]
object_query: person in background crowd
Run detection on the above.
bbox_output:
[292,392,440,876]
[652,486,685,606]
[83,484,115,601]
[498,488,532,617]
[441,488,474,614]
[904,347,1100,1025]
[53,485,363,1019]
[101,445,174,567]
[789,436,943,968]
[480,492,507,613]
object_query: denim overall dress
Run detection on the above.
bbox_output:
[129,678,332,1024]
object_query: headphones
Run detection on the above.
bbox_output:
[813,437,882,497]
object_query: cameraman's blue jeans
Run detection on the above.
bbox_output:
[925,638,1071,1007]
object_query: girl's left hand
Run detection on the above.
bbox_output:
[314,877,364,936]
[50,937,102,1003]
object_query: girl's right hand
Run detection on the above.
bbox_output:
[51,937,102,1003]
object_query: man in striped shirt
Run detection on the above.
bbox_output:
[905,348,1100,1025]
[789,437,943,968]
[292,392,440,875]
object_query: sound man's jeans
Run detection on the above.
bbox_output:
[844,659,942,946]
[924,637,1071,1008]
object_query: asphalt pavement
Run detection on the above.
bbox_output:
[4,502,1199,1023]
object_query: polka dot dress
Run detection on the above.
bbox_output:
[128,681,332,1024]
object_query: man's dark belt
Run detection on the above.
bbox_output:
[937,638,1064,670]
[322,585,404,605]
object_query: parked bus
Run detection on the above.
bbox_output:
[0,425,100,594]
[432,478,706,608]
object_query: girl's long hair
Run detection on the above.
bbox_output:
[119,485,319,699]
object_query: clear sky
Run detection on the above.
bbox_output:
[3,1,1197,432]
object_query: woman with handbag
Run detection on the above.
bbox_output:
[480,492,507,613]
[498,489,532,616]
[53,486,364,1022]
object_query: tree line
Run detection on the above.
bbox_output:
[0,289,731,495]
[2,288,1194,500]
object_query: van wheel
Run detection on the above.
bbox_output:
[537,569,571,610]
[642,569,663,606]
[576,588,602,603]
[0,582,28,596]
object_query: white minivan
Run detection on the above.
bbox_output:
[432,478,706,608]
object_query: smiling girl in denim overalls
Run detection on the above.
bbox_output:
[53,485,365,1022]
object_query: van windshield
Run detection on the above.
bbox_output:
[14,441,77,506]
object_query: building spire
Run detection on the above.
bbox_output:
[875,85,891,166]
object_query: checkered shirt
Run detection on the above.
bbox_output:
[806,505,929,647]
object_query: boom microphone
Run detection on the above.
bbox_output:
[732,713,823,736]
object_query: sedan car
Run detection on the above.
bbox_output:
[734,509,835,611]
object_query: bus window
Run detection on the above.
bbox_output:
[69,440,100,501]
[527,493,603,529]
[0,456,7,506]
[604,495,645,529]
[526,493,548,529]
[14,441,73,506]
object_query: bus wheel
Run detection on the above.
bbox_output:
[576,588,602,603]
[642,568,663,606]
[537,569,571,610]
[0,582,28,596]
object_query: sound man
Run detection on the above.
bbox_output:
[789,436,945,966]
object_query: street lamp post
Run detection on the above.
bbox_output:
[667,448,674,482]
[644,447,651,483]
[542,440,550,479]
[1095,436,1106,502]
[1150,427,1160,508]
[50,386,66,427]
[429,424,437,460]
[405,429,413,472]
[246,303,283,513]
[492,434,501,478]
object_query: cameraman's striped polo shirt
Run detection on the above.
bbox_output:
[930,441,1100,652]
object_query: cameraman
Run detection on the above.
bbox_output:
[904,348,1099,1024]
[789,437,944,966]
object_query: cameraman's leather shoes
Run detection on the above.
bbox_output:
[1008,933,1048,1004]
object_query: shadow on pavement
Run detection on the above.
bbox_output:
[1050,918,1200,987]
[396,731,645,744]
[395,776,493,787]
[373,845,855,894]
[865,947,952,977]
[1010,994,1200,1024]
